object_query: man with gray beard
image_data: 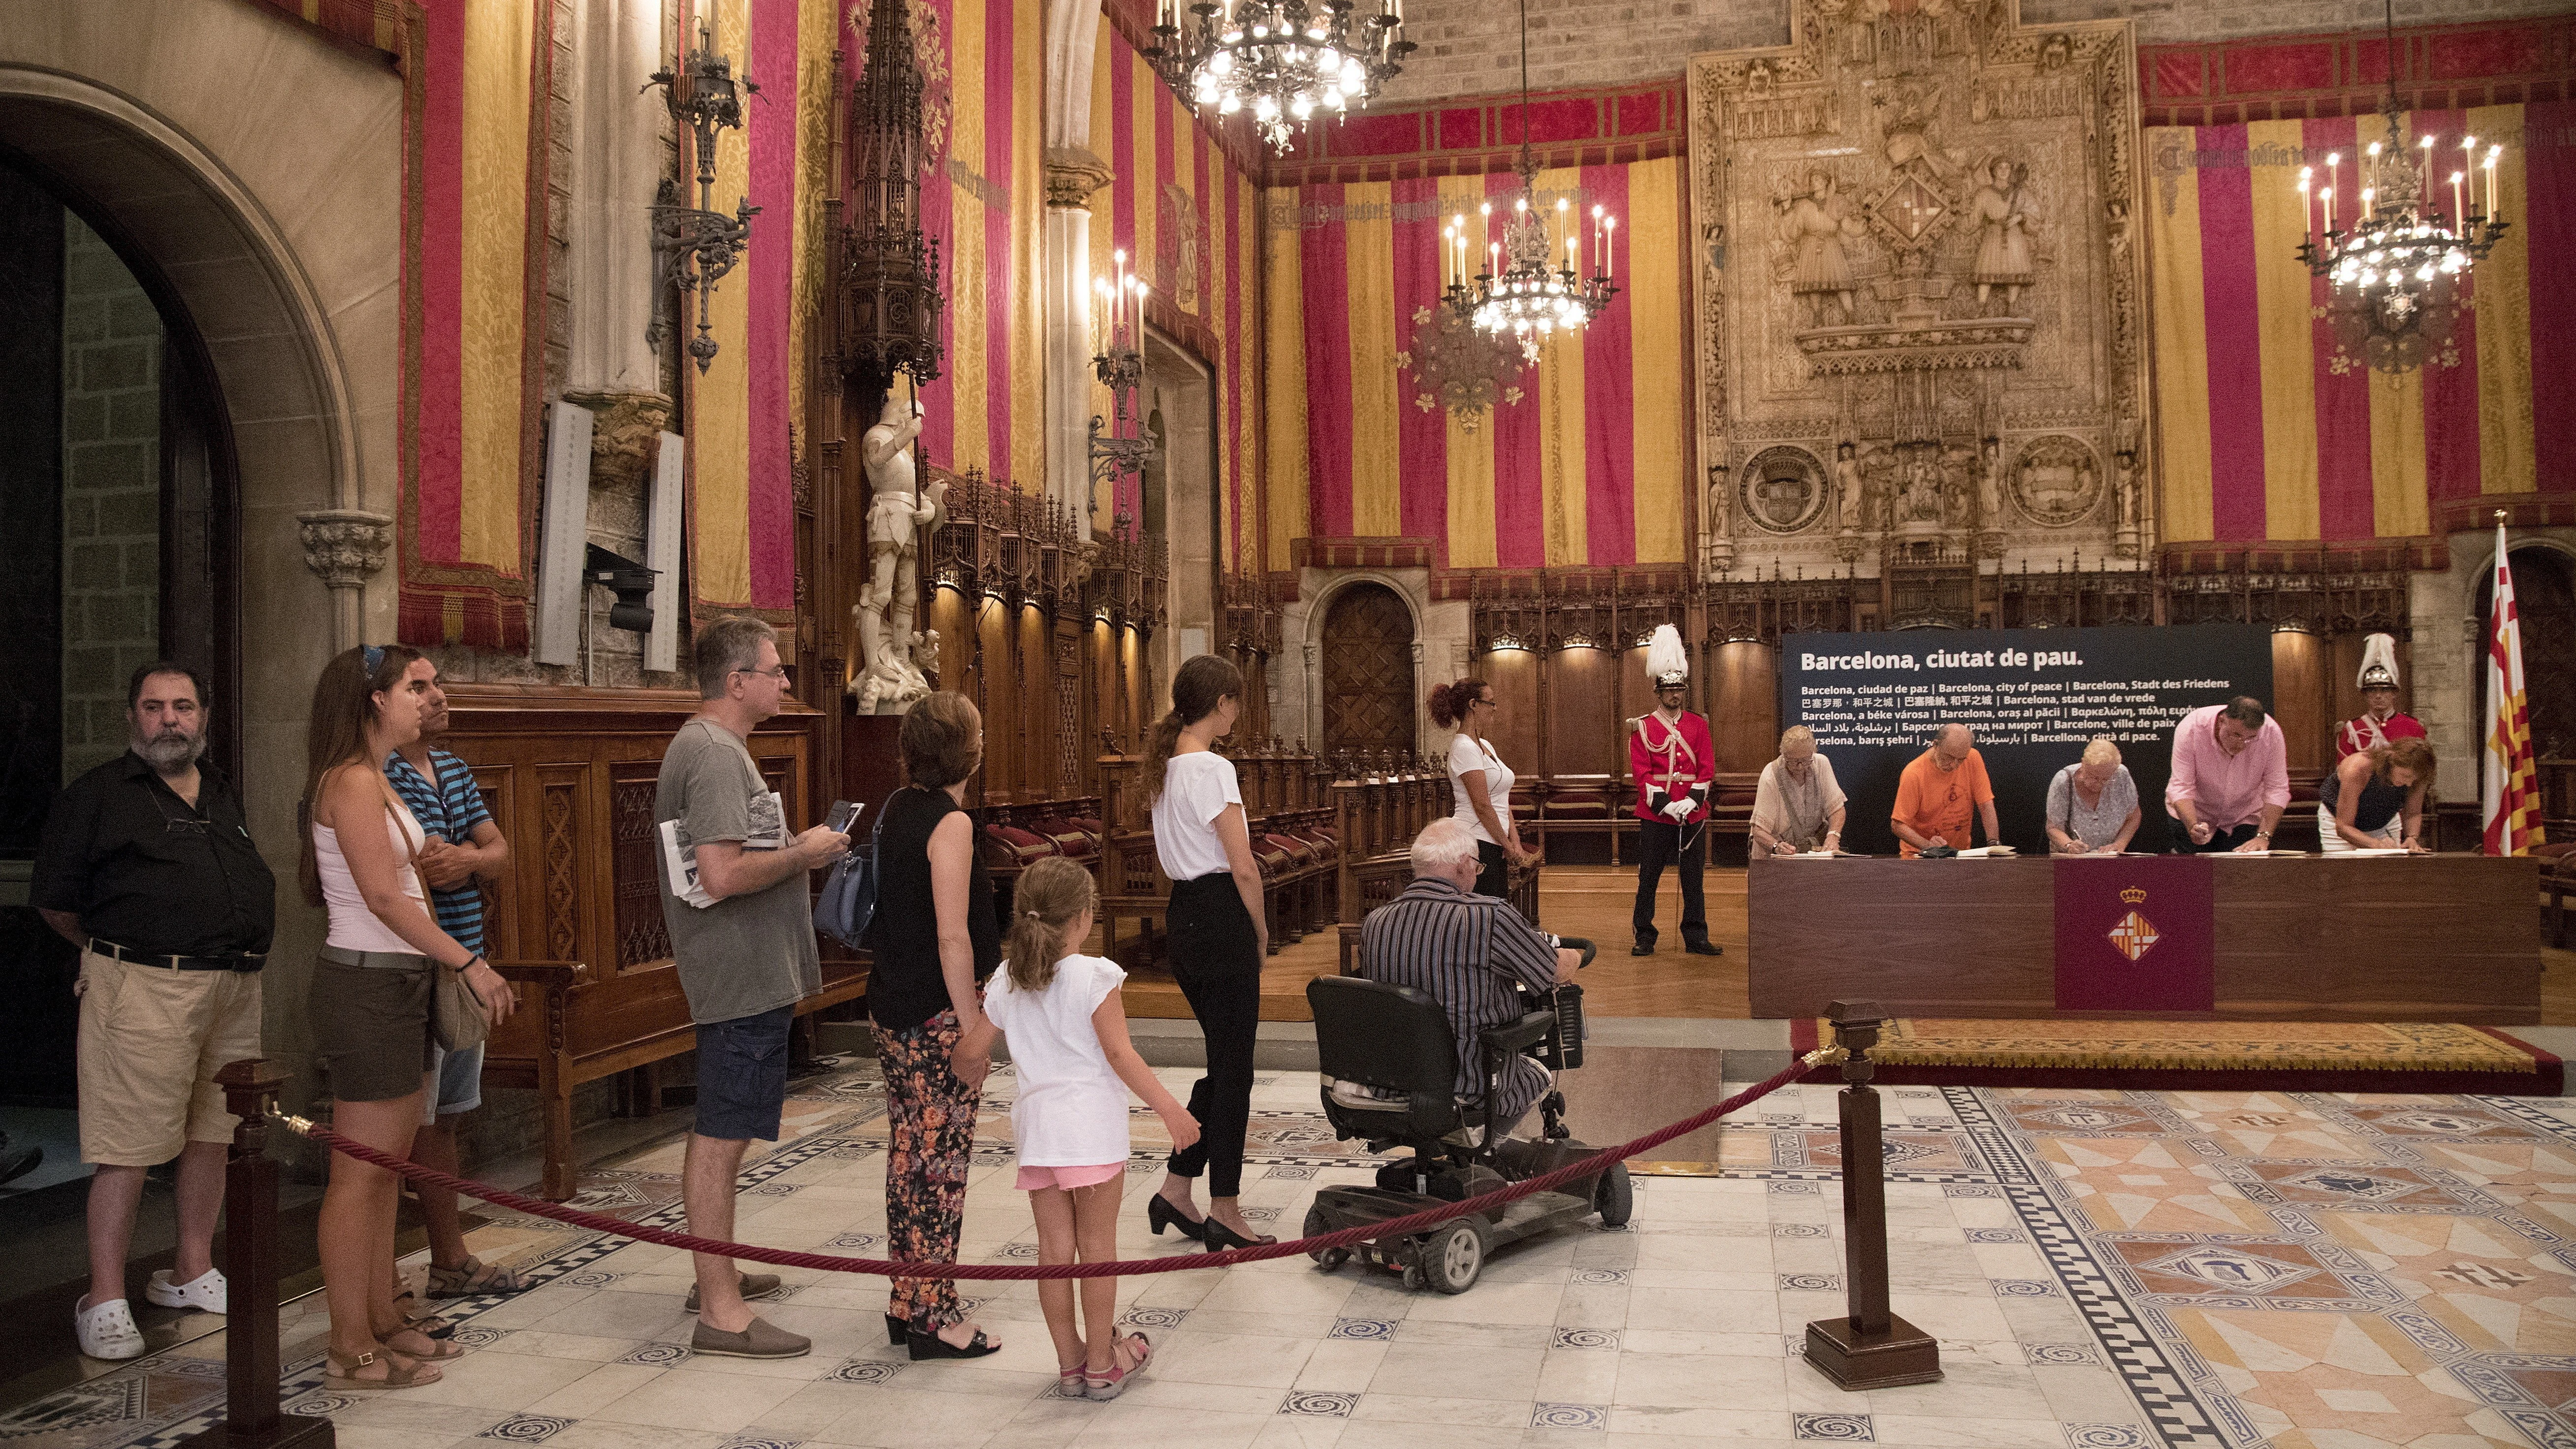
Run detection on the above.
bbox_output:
[34,663,275,1361]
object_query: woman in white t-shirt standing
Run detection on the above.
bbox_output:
[1144,655,1272,1251]
[1430,677,1530,899]
[985,857,1198,1400]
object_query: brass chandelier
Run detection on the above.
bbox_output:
[1440,0,1617,343]
[2291,0,2508,374]
[1146,0,1414,154]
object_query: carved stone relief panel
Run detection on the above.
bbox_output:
[1686,0,2147,581]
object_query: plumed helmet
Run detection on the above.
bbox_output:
[1647,624,1689,689]
[2356,633,2400,692]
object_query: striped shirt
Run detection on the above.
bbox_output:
[1358,875,1560,1124]
[386,746,492,955]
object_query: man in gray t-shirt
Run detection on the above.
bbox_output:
[655,618,845,1360]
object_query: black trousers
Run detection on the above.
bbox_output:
[2175,821,2262,854]
[1474,839,1510,900]
[1163,873,1262,1197]
[1632,817,1709,948]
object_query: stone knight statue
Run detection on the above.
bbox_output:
[850,393,947,714]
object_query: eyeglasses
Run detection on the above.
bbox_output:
[734,665,791,682]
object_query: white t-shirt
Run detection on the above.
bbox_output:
[983,953,1131,1167]
[1153,751,1241,882]
[1447,732,1515,845]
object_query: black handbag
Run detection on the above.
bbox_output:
[814,805,888,949]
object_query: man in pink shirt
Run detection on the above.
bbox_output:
[2165,697,2290,854]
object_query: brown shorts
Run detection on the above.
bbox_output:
[306,956,435,1103]
[77,951,263,1165]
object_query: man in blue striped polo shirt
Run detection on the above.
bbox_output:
[386,659,526,1302]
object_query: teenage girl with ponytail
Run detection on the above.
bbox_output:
[1429,677,1530,899]
[1142,654,1272,1250]
[984,857,1198,1400]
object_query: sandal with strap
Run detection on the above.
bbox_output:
[427,1256,529,1299]
[1084,1332,1153,1401]
[324,1349,441,1390]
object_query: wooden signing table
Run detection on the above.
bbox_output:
[1748,854,2543,1023]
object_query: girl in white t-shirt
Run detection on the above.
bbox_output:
[985,857,1199,1402]
[1429,676,1531,898]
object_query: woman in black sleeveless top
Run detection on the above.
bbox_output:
[862,693,1004,1358]
[2319,737,2433,854]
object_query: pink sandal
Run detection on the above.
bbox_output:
[1083,1332,1152,1401]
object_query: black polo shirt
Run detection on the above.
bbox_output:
[32,751,277,959]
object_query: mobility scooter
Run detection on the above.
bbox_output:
[1300,936,1631,1294]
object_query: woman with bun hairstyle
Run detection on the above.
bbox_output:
[302,644,515,1389]
[1430,677,1530,899]
[1143,655,1272,1251]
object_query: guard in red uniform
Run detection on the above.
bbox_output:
[1630,626,1720,958]
[2335,633,2427,760]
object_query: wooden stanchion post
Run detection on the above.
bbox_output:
[1803,1000,1943,1390]
[176,1060,335,1449]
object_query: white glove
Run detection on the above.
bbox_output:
[1662,798,1694,822]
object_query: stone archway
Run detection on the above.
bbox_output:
[0,0,404,1092]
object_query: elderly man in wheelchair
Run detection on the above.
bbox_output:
[1299,819,1631,1294]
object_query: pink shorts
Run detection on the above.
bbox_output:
[1016,1161,1127,1191]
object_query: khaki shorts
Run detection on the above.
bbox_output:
[77,950,263,1166]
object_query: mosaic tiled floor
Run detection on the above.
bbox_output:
[12,1056,2576,1449]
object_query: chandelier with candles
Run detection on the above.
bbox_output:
[2291,0,2509,374]
[1146,0,1413,154]
[1439,0,1618,342]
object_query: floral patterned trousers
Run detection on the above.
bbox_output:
[875,1010,980,1331]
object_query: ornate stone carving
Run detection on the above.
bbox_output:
[563,390,674,493]
[1686,0,2145,578]
[851,395,945,714]
[296,509,393,589]
[1740,446,1832,535]
[1043,145,1113,210]
[2009,435,2105,528]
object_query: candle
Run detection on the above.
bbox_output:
[2298,166,2313,247]
[1604,215,1615,280]
[1488,241,1500,279]
[2451,171,2465,230]
[1567,233,1578,273]
[2486,147,2501,220]
[2462,137,2479,216]
[2322,186,2334,235]
[1135,280,1148,349]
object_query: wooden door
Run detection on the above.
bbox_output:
[1321,583,1417,760]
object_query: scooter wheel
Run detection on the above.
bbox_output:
[1304,1206,1348,1270]
[1595,1161,1634,1228]
[1423,1220,1483,1294]
[1401,1262,1426,1292]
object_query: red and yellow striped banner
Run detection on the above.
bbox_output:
[886,0,1043,499]
[1262,156,1688,569]
[1093,22,1264,568]
[2148,99,2574,547]
[400,0,545,649]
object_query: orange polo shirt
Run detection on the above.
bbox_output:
[1892,747,1993,857]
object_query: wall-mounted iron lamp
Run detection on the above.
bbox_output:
[647,16,760,373]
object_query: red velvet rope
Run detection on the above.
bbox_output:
[278,1055,1819,1280]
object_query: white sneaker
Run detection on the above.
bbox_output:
[75,1296,145,1360]
[146,1268,227,1314]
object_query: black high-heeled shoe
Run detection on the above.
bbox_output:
[884,1314,908,1346]
[1146,1193,1207,1242]
[908,1322,1003,1360]
[1198,1217,1277,1252]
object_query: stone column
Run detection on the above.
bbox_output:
[1046,148,1113,520]
[296,509,393,653]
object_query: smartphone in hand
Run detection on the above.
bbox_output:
[825,799,863,834]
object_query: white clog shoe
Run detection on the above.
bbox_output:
[75,1296,145,1360]
[146,1268,228,1314]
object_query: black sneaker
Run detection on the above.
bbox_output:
[1683,941,1723,957]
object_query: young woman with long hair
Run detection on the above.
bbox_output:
[1429,677,1530,899]
[1143,655,1272,1250]
[301,645,515,1389]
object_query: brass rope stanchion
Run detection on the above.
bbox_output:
[178,1060,333,1449]
[1803,1001,1944,1390]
